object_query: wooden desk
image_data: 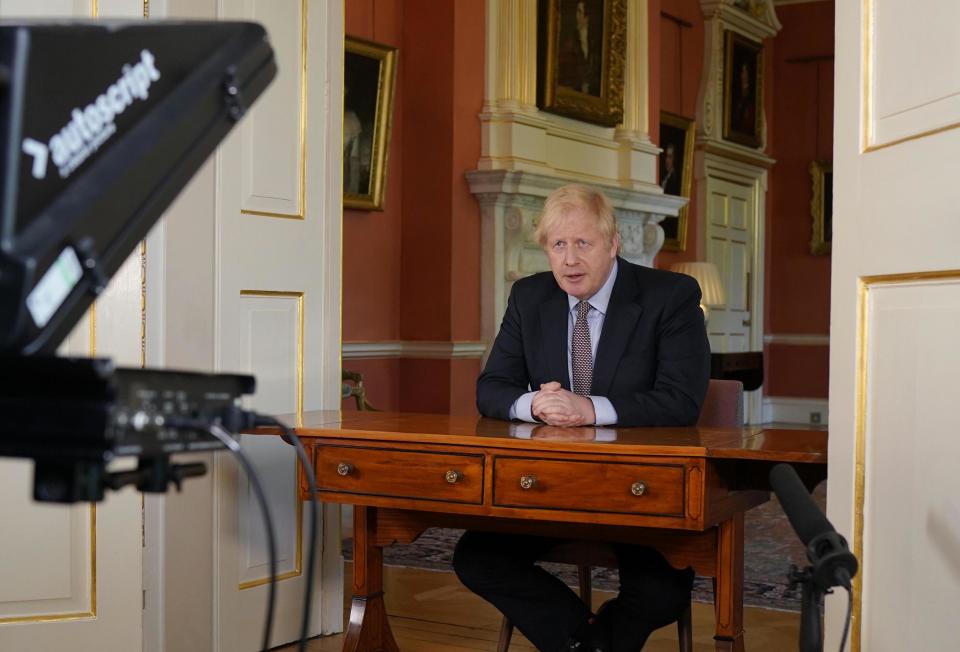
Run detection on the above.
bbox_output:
[275,411,827,652]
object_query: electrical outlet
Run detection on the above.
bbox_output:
[810,412,822,424]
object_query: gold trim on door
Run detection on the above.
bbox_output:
[236,290,305,588]
[852,269,960,651]
[861,0,960,152]
[2,285,99,623]
[238,290,304,419]
[0,506,97,624]
[240,0,309,220]
[0,0,147,628]
[238,493,304,590]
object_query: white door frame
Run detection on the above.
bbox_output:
[699,150,768,424]
[140,1,344,649]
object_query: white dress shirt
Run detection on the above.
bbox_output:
[509,262,620,425]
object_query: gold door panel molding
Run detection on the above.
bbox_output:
[853,270,960,650]
[236,290,304,588]
[862,0,960,151]
[239,0,308,219]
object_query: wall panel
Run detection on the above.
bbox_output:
[235,292,302,589]
[866,2,960,149]
[0,463,93,621]
[240,0,305,218]
[858,277,960,649]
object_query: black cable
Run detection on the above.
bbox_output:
[839,585,852,652]
[167,410,314,650]
[253,414,318,652]
[207,422,277,652]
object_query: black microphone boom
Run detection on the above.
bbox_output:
[770,462,835,547]
[769,463,858,590]
[769,463,858,652]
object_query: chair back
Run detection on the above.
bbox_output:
[696,379,744,427]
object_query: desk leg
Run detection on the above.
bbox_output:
[343,506,399,652]
[713,513,745,652]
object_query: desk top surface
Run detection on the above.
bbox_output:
[269,411,827,464]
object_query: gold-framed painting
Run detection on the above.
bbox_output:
[343,36,397,211]
[658,112,695,252]
[538,0,625,127]
[722,30,763,148]
[809,160,832,255]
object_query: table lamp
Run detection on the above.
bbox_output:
[670,262,726,322]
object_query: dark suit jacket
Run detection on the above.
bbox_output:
[476,257,710,426]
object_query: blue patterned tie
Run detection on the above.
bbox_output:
[572,300,593,396]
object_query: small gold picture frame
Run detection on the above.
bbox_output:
[538,0,626,127]
[343,36,397,211]
[658,112,695,252]
[809,160,832,255]
[722,30,763,148]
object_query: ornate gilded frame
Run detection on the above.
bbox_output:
[809,160,832,255]
[539,0,625,127]
[722,30,763,148]
[343,36,397,211]
[658,112,695,252]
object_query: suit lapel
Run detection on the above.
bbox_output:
[592,258,643,396]
[539,288,571,390]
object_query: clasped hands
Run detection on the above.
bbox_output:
[531,381,596,427]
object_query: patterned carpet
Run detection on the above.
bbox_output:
[343,482,827,612]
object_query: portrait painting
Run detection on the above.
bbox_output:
[809,161,832,255]
[722,31,763,148]
[538,0,625,126]
[658,112,695,252]
[344,36,396,211]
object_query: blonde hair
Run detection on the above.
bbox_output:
[534,184,618,248]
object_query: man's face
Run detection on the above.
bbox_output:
[664,145,675,172]
[544,207,619,300]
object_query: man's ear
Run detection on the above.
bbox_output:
[610,232,621,257]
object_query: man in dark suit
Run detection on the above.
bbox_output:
[456,184,710,652]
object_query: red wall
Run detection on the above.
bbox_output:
[653,0,705,267]
[650,1,831,400]
[343,0,403,410]
[344,0,832,414]
[344,0,482,415]
[765,1,834,398]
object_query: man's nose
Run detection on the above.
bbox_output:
[564,248,580,265]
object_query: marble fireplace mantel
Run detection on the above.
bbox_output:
[467,169,686,346]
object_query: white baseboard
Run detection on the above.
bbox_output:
[762,397,829,425]
[343,340,487,359]
[763,333,829,346]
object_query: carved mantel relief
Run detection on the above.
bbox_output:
[467,170,685,346]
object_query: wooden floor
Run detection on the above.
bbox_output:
[281,563,801,652]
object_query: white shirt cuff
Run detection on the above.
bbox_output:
[509,391,538,423]
[589,396,618,426]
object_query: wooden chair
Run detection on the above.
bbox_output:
[496,379,745,652]
[341,369,378,411]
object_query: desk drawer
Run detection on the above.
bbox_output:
[493,456,685,517]
[316,445,484,504]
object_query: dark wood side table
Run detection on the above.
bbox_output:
[711,352,764,391]
[262,411,827,652]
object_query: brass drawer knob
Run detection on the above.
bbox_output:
[445,470,461,484]
[519,475,537,490]
[336,462,354,477]
[631,481,647,497]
